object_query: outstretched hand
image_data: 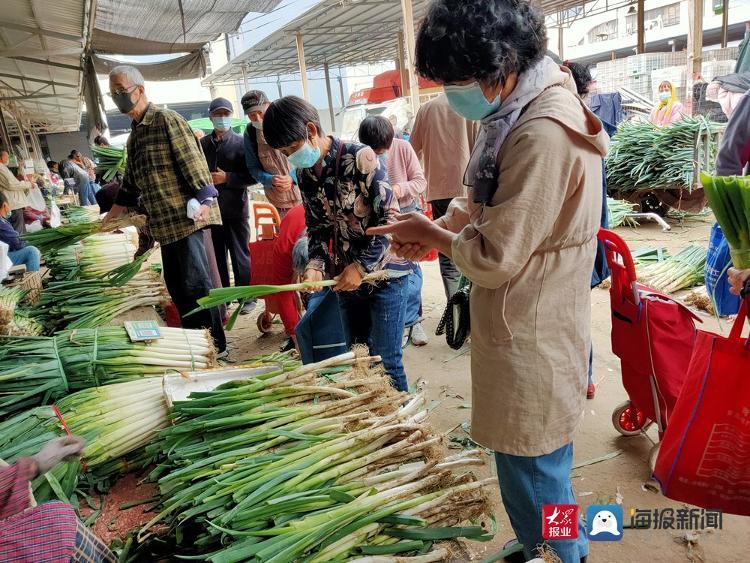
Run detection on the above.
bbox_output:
[367,213,447,261]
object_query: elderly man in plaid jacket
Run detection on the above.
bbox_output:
[0,437,115,562]
[103,65,226,355]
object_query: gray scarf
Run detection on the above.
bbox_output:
[465,56,562,204]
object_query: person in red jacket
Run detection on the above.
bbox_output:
[266,204,307,351]
[0,436,115,562]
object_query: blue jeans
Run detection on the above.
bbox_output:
[404,265,423,327]
[79,181,97,206]
[495,443,588,563]
[8,246,41,272]
[338,275,409,392]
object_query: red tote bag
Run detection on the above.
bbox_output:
[653,299,750,515]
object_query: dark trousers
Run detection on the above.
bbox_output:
[210,219,251,288]
[161,230,226,352]
[9,209,25,234]
[430,198,461,299]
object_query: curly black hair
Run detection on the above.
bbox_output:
[565,61,593,96]
[415,0,547,86]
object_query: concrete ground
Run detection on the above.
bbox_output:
[225,214,750,563]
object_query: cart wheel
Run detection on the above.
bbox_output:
[648,443,661,473]
[612,400,649,436]
[256,312,273,334]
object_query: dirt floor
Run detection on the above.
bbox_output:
[217,212,750,563]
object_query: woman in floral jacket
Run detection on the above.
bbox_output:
[263,96,412,392]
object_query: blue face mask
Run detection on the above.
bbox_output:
[211,116,233,132]
[444,82,501,121]
[288,141,321,169]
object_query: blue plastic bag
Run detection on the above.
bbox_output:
[705,223,741,316]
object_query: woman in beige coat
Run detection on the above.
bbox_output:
[369,1,609,562]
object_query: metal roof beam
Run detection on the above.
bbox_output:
[0,47,83,58]
[0,72,77,89]
[0,93,77,101]
[9,56,81,71]
[0,20,83,43]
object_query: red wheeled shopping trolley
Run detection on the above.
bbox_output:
[598,229,701,466]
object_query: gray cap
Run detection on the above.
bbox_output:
[241,90,270,113]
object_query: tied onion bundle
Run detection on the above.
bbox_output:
[700,174,750,268]
[143,354,495,562]
[21,214,145,255]
[0,336,67,419]
[607,197,639,228]
[606,117,722,192]
[47,233,137,280]
[93,145,126,182]
[56,326,217,390]
[0,328,217,419]
[34,272,169,330]
[0,286,26,331]
[61,205,100,224]
[638,244,706,293]
[0,378,169,503]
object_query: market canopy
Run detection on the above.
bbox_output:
[0,0,282,139]
[91,0,282,81]
[203,0,591,86]
[0,0,96,134]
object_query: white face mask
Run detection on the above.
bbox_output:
[251,120,263,130]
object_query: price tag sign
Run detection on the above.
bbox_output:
[124,321,162,342]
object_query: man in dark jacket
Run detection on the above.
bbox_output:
[200,97,256,314]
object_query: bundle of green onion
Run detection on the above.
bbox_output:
[606,117,722,192]
[61,205,100,224]
[92,145,126,182]
[21,214,144,255]
[4,314,46,337]
[55,326,217,389]
[34,272,168,330]
[0,336,67,419]
[0,327,216,419]
[46,233,137,280]
[638,244,706,293]
[700,173,750,268]
[0,286,26,331]
[0,378,169,503]
[607,197,639,228]
[631,246,669,267]
[143,355,495,562]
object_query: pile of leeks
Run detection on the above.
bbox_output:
[0,378,169,503]
[46,232,137,280]
[34,270,167,331]
[0,327,216,419]
[143,353,495,562]
[638,244,706,293]
[21,214,144,254]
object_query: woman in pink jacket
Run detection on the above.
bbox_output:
[359,115,429,346]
